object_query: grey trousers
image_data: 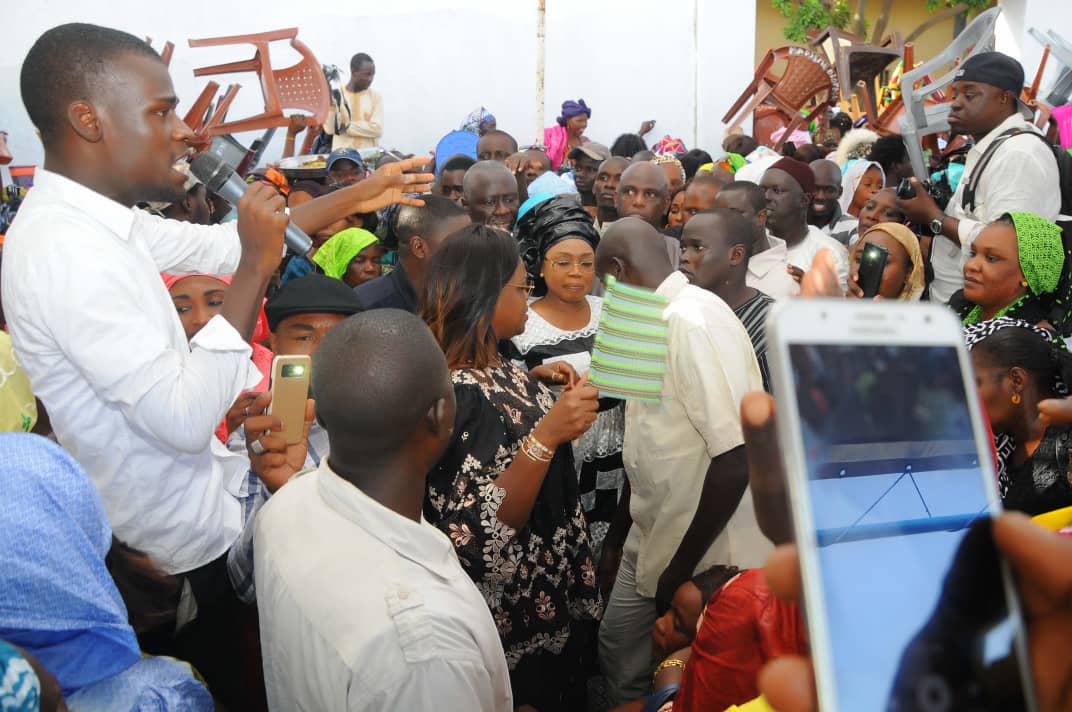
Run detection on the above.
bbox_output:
[597,528,657,705]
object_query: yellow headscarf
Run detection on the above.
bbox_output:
[858,223,925,301]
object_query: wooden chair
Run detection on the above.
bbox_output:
[146,38,174,66]
[722,46,839,150]
[188,28,329,135]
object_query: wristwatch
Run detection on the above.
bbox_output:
[929,216,944,236]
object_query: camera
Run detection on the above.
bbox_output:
[895,175,954,210]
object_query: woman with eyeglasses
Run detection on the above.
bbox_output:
[513,196,626,565]
[419,224,603,711]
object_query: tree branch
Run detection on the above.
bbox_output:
[853,0,868,36]
[905,3,968,43]
[870,0,895,44]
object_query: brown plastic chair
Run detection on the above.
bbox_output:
[188,28,329,136]
[723,46,839,150]
[183,81,221,133]
[146,38,175,66]
[810,26,903,104]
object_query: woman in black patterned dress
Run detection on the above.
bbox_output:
[419,225,603,711]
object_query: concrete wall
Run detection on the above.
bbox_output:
[1,0,757,181]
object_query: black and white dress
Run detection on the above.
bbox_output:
[509,295,626,559]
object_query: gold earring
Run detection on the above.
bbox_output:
[1021,280,1029,287]
[539,272,544,278]
[1012,392,1022,405]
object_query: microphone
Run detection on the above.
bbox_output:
[189,152,312,256]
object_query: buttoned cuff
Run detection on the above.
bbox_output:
[190,315,262,390]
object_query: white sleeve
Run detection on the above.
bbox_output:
[134,210,243,275]
[349,659,505,712]
[37,232,258,454]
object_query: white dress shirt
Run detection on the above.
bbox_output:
[255,462,513,712]
[930,113,1061,305]
[747,233,801,299]
[622,272,772,597]
[784,225,850,293]
[1,169,260,574]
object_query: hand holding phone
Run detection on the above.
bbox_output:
[855,241,889,299]
[766,300,1037,711]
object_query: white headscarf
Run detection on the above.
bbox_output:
[839,160,885,214]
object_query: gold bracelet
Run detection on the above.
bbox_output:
[520,440,552,463]
[524,433,555,459]
[653,658,687,686]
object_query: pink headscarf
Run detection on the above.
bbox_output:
[162,273,271,345]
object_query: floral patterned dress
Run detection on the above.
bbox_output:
[424,362,603,671]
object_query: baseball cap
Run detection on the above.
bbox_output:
[568,142,611,163]
[326,147,367,171]
[954,52,1032,119]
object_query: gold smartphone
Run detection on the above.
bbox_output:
[268,355,311,445]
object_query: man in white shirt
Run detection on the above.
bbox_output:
[715,181,801,299]
[760,157,850,293]
[896,52,1061,305]
[325,52,384,150]
[594,218,772,704]
[255,309,512,711]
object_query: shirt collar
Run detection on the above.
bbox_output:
[316,460,460,580]
[655,270,689,299]
[32,168,136,241]
[970,113,1033,158]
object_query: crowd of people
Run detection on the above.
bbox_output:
[2,20,1072,712]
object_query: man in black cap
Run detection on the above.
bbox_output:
[897,51,1060,304]
[569,142,612,218]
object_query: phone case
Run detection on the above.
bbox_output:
[268,355,311,446]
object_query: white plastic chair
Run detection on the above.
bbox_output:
[897,7,1002,180]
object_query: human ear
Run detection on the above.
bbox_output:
[67,100,103,142]
[729,244,747,266]
[411,236,428,259]
[428,395,454,440]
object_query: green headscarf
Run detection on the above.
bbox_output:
[312,228,379,280]
[963,212,1065,326]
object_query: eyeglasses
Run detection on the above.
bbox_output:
[545,258,596,274]
[506,280,535,296]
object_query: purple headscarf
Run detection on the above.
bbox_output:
[556,99,591,126]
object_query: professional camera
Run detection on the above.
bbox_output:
[895,174,954,211]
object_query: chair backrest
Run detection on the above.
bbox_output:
[900,7,1000,127]
[769,46,839,112]
[269,37,329,119]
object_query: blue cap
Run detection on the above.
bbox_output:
[326,148,366,170]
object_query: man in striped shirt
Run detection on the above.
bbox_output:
[679,209,773,392]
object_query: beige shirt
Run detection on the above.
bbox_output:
[747,233,800,299]
[622,272,771,597]
[255,462,512,711]
[326,87,384,150]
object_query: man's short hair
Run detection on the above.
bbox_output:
[720,181,767,214]
[441,154,476,174]
[480,130,518,153]
[350,52,374,72]
[21,23,161,143]
[395,194,468,245]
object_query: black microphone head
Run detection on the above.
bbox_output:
[189,152,237,195]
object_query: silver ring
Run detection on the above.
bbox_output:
[250,439,267,456]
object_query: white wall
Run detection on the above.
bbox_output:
[1,0,757,178]
[996,0,1071,103]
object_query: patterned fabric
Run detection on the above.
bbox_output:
[652,136,686,156]
[1004,424,1072,516]
[509,296,625,559]
[424,364,602,670]
[962,212,1067,330]
[589,276,669,402]
[651,155,686,184]
[460,107,496,134]
[733,291,775,392]
[964,317,1063,496]
[0,640,39,712]
[0,332,36,433]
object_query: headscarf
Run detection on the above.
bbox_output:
[516,195,600,296]
[652,135,686,155]
[311,227,379,280]
[556,99,591,127]
[651,154,686,185]
[858,223,925,301]
[0,434,141,695]
[161,273,271,346]
[460,107,496,134]
[961,212,1068,331]
[0,641,40,711]
[839,160,885,214]
[526,171,576,200]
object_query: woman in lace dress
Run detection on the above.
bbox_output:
[419,225,603,710]
[512,195,626,560]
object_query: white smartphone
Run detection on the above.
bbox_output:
[268,355,311,446]
[766,300,1037,712]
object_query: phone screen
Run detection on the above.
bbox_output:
[788,342,1030,711]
